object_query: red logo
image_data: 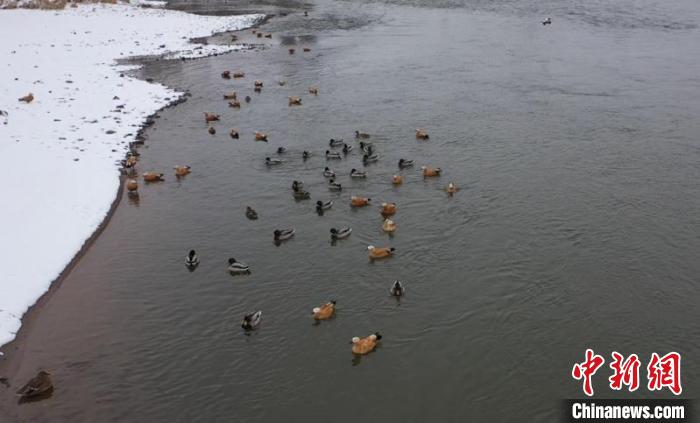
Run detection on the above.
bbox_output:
[572,349,606,396]
[647,352,682,395]
[609,352,640,392]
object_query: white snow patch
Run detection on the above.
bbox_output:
[0,4,262,348]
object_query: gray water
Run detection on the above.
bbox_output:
[2,0,700,421]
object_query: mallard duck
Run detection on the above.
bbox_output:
[143,172,164,182]
[245,95,251,103]
[223,91,236,100]
[392,175,403,185]
[316,200,333,212]
[293,189,311,200]
[421,166,441,177]
[326,150,342,160]
[362,154,378,164]
[126,179,138,192]
[185,250,199,267]
[230,129,239,139]
[288,96,302,106]
[389,280,404,297]
[18,93,34,103]
[351,333,382,355]
[274,228,295,241]
[221,70,231,79]
[368,245,394,259]
[233,72,245,78]
[254,80,264,87]
[208,126,216,135]
[381,202,397,216]
[329,138,344,147]
[350,168,367,178]
[415,128,429,139]
[342,144,353,154]
[359,141,373,154]
[227,258,250,274]
[382,218,397,233]
[265,157,283,166]
[204,112,219,122]
[355,130,370,139]
[241,311,262,330]
[245,206,258,220]
[228,100,241,108]
[398,158,414,169]
[309,87,318,95]
[323,167,336,178]
[351,196,371,207]
[330,227,352,239]
[16,371,53,399]
[255,131,268,141]
[542,17,552,25]
[174,165,191,177]
[292,180,304,191]
[277,146,287,154]
[328,179,342,191]
[312,300,336,320]
[446,182,458,195]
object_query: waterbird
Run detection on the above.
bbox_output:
[316,200,333,213]
[277,146,287,154]
[288,96,302,106]
[208,126,216,135]
[230,129,239,139]
[126,179,138,192]
[362,154,378,164]
[223,91,236,100]
[18,93,34,103]
[292,180,304,191]
[185,250,199,267]
[227,258,250,274]
[233,72,245,78]
[382,218,397,233]
[330,227,352,240]
[241,311,262,330]
[326,150,342,160]
[392,175,403,185]
[415,129,429,139]
[542,17,552,25]
[274,228,295,241]
[328,179,342,191]
[350,168,367,178]
[245,206,258,220]
[368,245,394,259]
[228,100,241,108]
[265,157,283,166]
[351,196,371,207]
[309,87,318,95]
[142,171,164,182]
[329,138,344,147]
[221,70,231,79]
[174,165,191,177]
[323,167,336,178]
[312,301,336,320]
[390,280,405,297]
[421,166,441,177]
[355,130,370,139]
[342,144,353,154]
[398,158,414,169]
[16,371,53,399]
[255,131,268,141]
[446,182,458,195]
[351,333,382,355]
[380,202,397,217]
[203,112,219,122]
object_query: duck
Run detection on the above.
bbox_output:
[415,128,429,139]
[355,130,370,139]
[277,146,287,154]
[380,202,397,216]
[312,301,336,320]
[185,250,199,267]
[221,70,231,79]
[316,200,333,212]
[241,311,262,330]
[245,95,251,103]
[302,150,311,160]
[174,165,191,177]
[309,87,319,95]
[330,227,352,240]
[289,48,295,54]
[18,93,34,103]
[392,175,403,185]
[446,182,458,195]
[326,150,342,160]
[208,126,216,135]
[359,141,373,154]
[227,258,250,274]
[228,100,241,108]
[362,154,379,164]
[16,371,53,399]
[382,218,397,233]
[255,131,268,141]
[293,189,311,200]
[223,91,237,100]
[351,196,371,207]
[230,129,239,139]
[288,96,302,106]
[328,179,342,191]
[245,206,258,220]
[421,166,441,177]
[329,138,344,147]
[542,17,552,25]
[203,112,219,122]
[126,179,138,192]
[254,86,262,93]
[342,143,353,154]
[350,168,367,178]
[351,333,382,355]
[323,167,336,178]
[254,80,264,88]
[398,158,414,169]
[233,72,245,78]
[257,32,263,38]
[292,180,304,191]
[368,245,394,259]
[265,157,283,166]
[389,280,404,297]
[264,33,272,39]
[143,171,164,182]
[278,81,287,86]
[274,228,295,241]
[303,47,311,52]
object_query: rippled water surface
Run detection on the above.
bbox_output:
[2,0,699,421]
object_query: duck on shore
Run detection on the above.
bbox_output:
[351,333,382,355]
[16,371,53,399]
[227,258,250,274]
[185,250,199,267]
[312,300,336,320]
[18,93,34,103]
[368,245,394,259]
[241,311,262,330]
[330,227,352,240]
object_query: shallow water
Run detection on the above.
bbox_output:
[2,0,700,421]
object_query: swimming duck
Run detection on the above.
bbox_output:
[351,333,382,355]
[208,126,216,135]
[381,202,397,216]
[330,227,352,240]
[254,86,262,93]
[228,100,241,108]
[293,189,311,200]
[143,172,164,182]
[309,87,319,95]
[230,129,239,139]
[328,179,342,191]
[203,112,219,122]
[421,166,441,177]
[227,258,250,274]
[389,280,405,297]
[16,371,53,399]
[18,93,34,103]
[415,128,430,139]
[257,32,263,38]
[126,179,138,192]
[446,182,458,195]
[350,168,367,178]
[302,151,311,160]
[174,165,191,177]
[245,95,251,103]
[542,17,552,25]
[185,250,199,267]
[233,72,245,78]
[362,154,379,164]
[382,218,397,233]
[351,196,371,207]
[288,96,302,106]
[241,311,262,330]
[329,138,344,147]
[289,48,295,54]
[255,131,268,141]
[359,141,373,154]
[342,144,353,154]
[274,228,295,241]
[368,245,394,259]
[312,300,336,320]
[277,146,287,154]
[326,150,342,160]
[392,175,403,185]
[278,81,287,86]
[398,158,414,168]
[355,130,370,139]
[264,33,272,39]
[245,206,258,220]
[292,180,304,191]
[316,200,333,212]
[221,70,231,79]
[254,80,264,88]
[303,47,311,52]
[265,157,283,166]
[323,167,336,178]
[223,91,237,100]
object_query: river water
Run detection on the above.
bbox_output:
[1,0,699,421]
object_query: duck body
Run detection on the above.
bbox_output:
[204,112,219,122]
[245,206,258,220]
[230,129,239,139]
[446,182,458,195]
[351,333,382,355]
[342,143,353,154]
[227,258,250,274]
[254,80,264,87]
[223,91,236,100]
[381,202,397,217]
[228,100,241,108]
[329,138,344,147]
[398,158,414,169]
[316,200,333,211]
[362,154,379,164]
[421,166,441,177]
[277,147,287,154]
[323,167,336,178]
[355,130,370,139]
[293,189,311,200]
[288,96,302,106]
[255,131,268,141]
[292,180,304,191]
[351,196,371,207]
[186,250,199,267]
[312,300,336,320]
[309,87,319,95]
[143,171,164,182]
[265,157,283,166]
[174,165,191,177]
[390,280,405,297]
[328,179,342,191]
[221,70,231,79]
[241,311,262,330]
[368,245,394,259]
[542,17,552,25]
[350,168,367,178]
[302,151,311,160]
[392,175,403,185]
[126,179,138,192]
[415,129,429,139]
[16,371,52,399]
[18,93,34,103]
[274,228,295,241]
[326,150,342,160]
[382,218,397,233]
[330,227,352,240]
[208,126,216,135]
[233,72,245,78]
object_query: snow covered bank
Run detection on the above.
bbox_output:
[0,4,263,348]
